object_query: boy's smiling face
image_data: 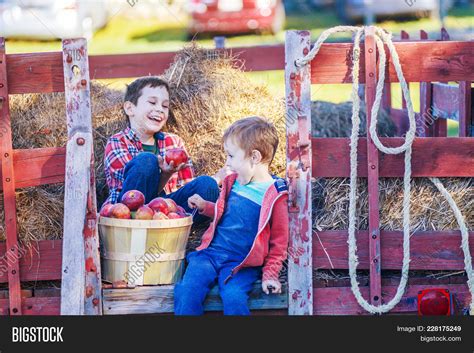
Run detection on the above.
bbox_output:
[124,85,170,136]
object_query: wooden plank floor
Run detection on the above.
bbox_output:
[103,281,288,315]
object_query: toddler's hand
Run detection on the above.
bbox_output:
[158,155,187,175]
[262,279,282,295]
[188,194,206,213]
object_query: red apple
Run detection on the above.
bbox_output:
[135,205,154,220]
[153,212,169,220]
[165,148,188,166]
[164,198,178,213]
[167,212,181,219]
[148,197,169,215]
[99,203,114,217]
[176,206,188,217]
[111,203,131,219]
[121,190,145,211]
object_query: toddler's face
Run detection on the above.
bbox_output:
[224,138,253,185]
[126,85,170,135]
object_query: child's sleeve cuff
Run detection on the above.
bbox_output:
[199,201,216,218]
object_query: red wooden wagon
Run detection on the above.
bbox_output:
[0,27,472,315]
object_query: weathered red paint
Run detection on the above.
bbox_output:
[85,257,96,273]
[0,37,22,315]
[85,285,94,298]
[364,27,382,306]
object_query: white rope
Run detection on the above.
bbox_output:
[296,25,473,314]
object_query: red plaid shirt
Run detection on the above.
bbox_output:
[103,127,194,205]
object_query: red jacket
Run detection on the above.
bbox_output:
[197,173,289,282]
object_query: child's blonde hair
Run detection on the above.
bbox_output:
[223,116,279,164]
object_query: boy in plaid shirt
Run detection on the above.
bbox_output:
[103,76,226,225]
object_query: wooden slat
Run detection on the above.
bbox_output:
[0,296,60,315]
[7,44,285,94]
[313,284,471,315]
[285,30,313,315]
[458,82,472,137]
[400,31,409,110]
[88,52,176,80]
[60,39,101,315]
[389,108,417,137]
[102,281,288,315]
[309,41,474,84]
[6,41,473,93]
[314,230,474,270]
[432,83,460,122]
[0,147,66,190]
[364,27,381,306]
[0,37,22,316]
[312,137,474,177]
[228,44,284,71]
[0,240,62,283]
[7,52,64,94]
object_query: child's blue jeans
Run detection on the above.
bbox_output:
[117,152,219,226]
[174,249,261,315]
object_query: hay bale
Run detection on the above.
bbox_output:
[1,83,126,243]
[311,101,473,231]
[162,44,286,177]
[311,100,396,138]
[313,177,474,231]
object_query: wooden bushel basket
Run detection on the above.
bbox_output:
[98,216,193,286]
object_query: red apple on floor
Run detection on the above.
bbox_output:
[167,212,181,219]
[164,198,178,213]
[153,212,169,220]
[176,206,188,217]
[165,148,188,166]
[135,205,154,220]
[99,203,114,217]
[121,190,145,211]
[111,203,131,219]
[148,197,169,215]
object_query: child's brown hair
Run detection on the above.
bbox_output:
[123,76,175,126]
[223,116,279,165]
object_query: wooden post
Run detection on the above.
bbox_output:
[458,81,472,137]
[0,38,22,315]
[285,30,313,315]
[60,38,102,315]
[433,28,449,137]
[400,31,409,111]
[419,30,433,137]
[364,27,382,307]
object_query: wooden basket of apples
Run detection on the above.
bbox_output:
[98,190,193,286]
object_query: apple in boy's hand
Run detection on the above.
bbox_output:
[135,205,154,220]
[164,198,178,213]
[99,204,114,217]
[148,197,169,215]
[153,212,169,220]
[167,212,181,219]
[111,203,131,219]
[165,148,188,166]
[121,190,145,211]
